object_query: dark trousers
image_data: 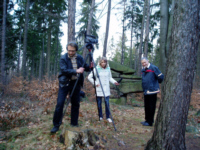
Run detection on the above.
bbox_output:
[97,96,110,119]
[144,94,157,125]
[53,81,81,127]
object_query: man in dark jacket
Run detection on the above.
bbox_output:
[140,57,164,126]
[51,41,92,133]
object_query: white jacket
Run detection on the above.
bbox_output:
[88,65,116,97]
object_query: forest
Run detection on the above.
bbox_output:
[0,0,200,150]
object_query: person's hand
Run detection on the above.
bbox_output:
[90,62,94,68]
[76,67,85,73]
[115,82,119,86]
[96,84,100,87]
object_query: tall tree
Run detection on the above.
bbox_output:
[128,0,136,68]
[47,18,52,79]
[143,0,150,57]
[1,0,7,84]
[54,33,59,76]
[83,0,95,59]
[145,0,200,149]
[195,43,200,86]
[17,29,22,76]
[137,0,147,76]
[166,0,174,59]
[121,0,127,65]
[124,0,143,70]
[68,0,76,43]
[112,35,129,66]
[159,0,169,73]
[76,0,99,50]
[39,33,45,81]
[103,0,111,57]
[22,0,30,79]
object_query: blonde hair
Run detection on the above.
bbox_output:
[98,57,108,68]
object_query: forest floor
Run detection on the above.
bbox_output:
[0,79,200,150]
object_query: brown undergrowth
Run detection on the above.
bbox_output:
[0,76,199,150]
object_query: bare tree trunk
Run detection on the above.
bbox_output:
[31,52,34,80]
[195,42,200,87]
[103,0,111,57]
[39,34,44,81]
[143,0,150,58]
[22,0,30,79]
[36,60,38,78]
[47,19,52,79]
[55,34,59,76]
[137,0,147,76]
[68,0,76,43]
[159,0,169,73]
[83,0,95,59]
[129,1,136,69]
[134,44,138,71]
[121,0,126,65]
[1,0,6,84]
[129,20,133,68]
[17,29,22,76]
[145,1,200,149]
[134,1,139,71]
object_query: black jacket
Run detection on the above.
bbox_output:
[141,64,164,95]
[58,53,91,87]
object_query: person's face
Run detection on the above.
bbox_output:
[141,59,149,68]
[100,60,106,68]
[67,45,76,57]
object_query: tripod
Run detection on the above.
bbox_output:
[61,43,117,131]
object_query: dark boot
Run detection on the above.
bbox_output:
[51,126,59,133]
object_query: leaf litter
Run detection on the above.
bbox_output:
[0,77,199,149]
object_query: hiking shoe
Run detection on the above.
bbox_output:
[142,122,152,126]
[70,124,79,127]
[51,126,59,133]
[141,121,147,125]
[99,117,103,121]
[107,118,112,123]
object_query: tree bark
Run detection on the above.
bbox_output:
[83,0,95,59]
[143,0,150,58]
[22,0,30,79]
[103,0,111,57]
[47,19,52,79]
[129,18,133,68]
[1,0,6,84]
[17,29,22,76]
[145,1,200,149]
[137,0,147,76]
[121,0,126,65]
[129,1,136,69]
[39,34,44,81]
[194,42,200,87]
[159,0,169,73]
[166,0,174,59]
[31,50,34,80]
[68,0,76,43]
[55,34,59,76]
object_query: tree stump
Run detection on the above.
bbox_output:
[60,128,102,149]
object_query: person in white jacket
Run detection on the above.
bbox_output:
[88,57,119,122]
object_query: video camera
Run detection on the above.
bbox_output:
[85,34,98,44]
[84,33,98,50]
